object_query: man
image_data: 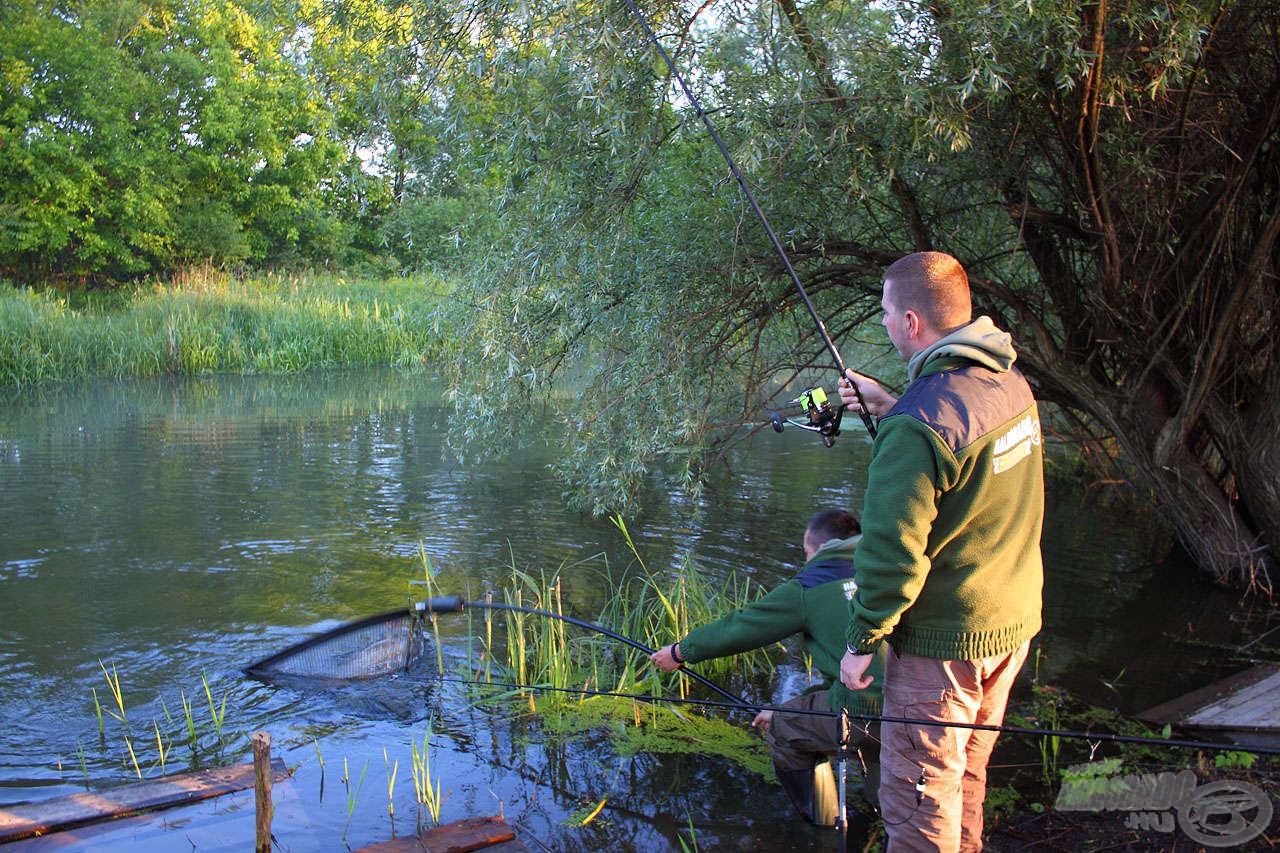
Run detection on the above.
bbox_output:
[838,251,1043,851]
[650,509,883,826]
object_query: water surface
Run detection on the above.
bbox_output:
[0,369,1258,849]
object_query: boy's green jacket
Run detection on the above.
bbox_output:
[846,317,1044,660]
[678,537,883,717]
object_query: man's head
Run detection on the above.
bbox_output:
[803,509,861,560]
[880,252,973,359]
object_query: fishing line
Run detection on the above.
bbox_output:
[407,672,1280,757]
[248,600,1280,757]
[618,0,876,439]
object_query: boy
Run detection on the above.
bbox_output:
[650,509,884,825]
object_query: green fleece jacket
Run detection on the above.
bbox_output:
[846,317,1044,660]
[679,537,883,717]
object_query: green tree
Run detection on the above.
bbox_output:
[0,0,355,279]
[437,0,1278,589]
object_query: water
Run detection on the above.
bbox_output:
[0,369,1261,850]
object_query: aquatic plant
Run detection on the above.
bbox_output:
[202,671,228,740]
[383,748,399,820]
[98,660,129,730]
[410,723,446,826]
[80,661,242,790]
[341,757,369,846]
[677,811,701,853]
[0,271,453,387]
[602,517,776,689]
[457,542,775,781]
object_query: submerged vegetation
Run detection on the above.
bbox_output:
[0,269,451,387]
[420,526,780,780]
[81,663,241,784]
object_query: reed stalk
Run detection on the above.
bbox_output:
[76,740,90,790]
[180,690,198,750]
[91,688,104,737]
[123,735,142,780]
[201,671,228,741]
[410,724,445,825]
[341,758,369,846]
[154,721,170,774]
[383,748,398,820]
[419,546,445,675]
[98,660,129,729]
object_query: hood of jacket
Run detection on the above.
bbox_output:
[808,535,860,563]
[906,315,1017,382]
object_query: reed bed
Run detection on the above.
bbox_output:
[450,527,778,778]
[0,270,454,387]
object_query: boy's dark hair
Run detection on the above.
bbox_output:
[806,509,861,543]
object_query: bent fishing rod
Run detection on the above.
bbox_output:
[618,0,876,441]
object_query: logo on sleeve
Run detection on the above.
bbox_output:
[842,579,858,600]
[993,415,1041,474]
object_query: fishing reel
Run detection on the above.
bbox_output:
[769,386,845,447]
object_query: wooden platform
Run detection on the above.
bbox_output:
[353,816,528,852]
[1139,664,1280,747]
[0,758,288,843]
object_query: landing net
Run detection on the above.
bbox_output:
[245,610,425,682]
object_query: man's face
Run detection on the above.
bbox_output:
[881,278,912,359]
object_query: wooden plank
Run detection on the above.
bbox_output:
[354,816,527,853]
[1138,664,1280,727]
[0,758,289,843]
[1186,668,1280,727]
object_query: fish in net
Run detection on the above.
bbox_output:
[245,610,427,682]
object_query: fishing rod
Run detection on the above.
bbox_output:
[618,0,876,442]
[419,673,1280,758]
[247,597,1280,756]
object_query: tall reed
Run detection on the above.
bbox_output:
[410,723,445,827]
[84,660,240,787]
[1,271,453,387]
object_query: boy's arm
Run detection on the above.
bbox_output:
[677,581,805,664]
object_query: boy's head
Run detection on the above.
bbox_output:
[803,509,861,559]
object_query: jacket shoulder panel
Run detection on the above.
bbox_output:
[890,365,1034,453]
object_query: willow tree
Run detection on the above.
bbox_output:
[436,0,1278,590]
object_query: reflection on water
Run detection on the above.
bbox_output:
[0,369,1261,849]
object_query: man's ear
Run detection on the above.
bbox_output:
[904,310,922,339]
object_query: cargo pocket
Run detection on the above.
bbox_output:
[901,692,964,761]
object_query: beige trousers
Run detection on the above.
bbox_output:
[879,642,1030,852]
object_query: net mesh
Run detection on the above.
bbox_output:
[246,611,425,682]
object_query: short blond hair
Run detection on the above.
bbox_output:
[883,252,972,332]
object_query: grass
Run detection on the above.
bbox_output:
[83,661,241,786]
[410,723,446,827]
[0,269,455,387]
[443,526,778,781]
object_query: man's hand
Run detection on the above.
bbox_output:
[752,709,774,730]
[650,644,682,673]
[840,370,898,418]
[840,650,875,690]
